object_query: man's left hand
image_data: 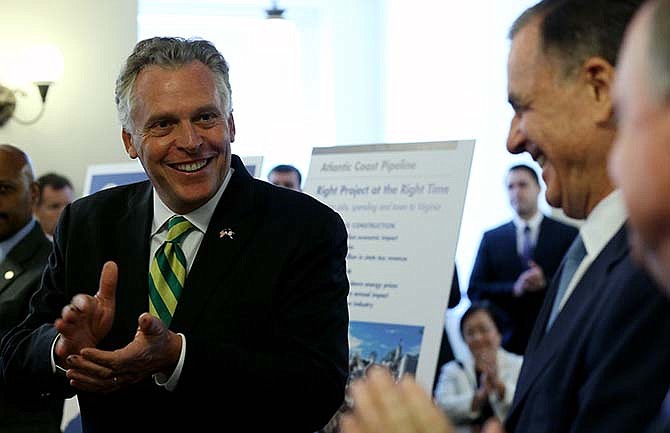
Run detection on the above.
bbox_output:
[64,313,182,393]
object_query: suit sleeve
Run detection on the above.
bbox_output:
[569,267,670,433]
[468,234,517,300]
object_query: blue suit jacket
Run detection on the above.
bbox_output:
[468,217,578,354]
[505,225,670,433]
[0,155,350,433]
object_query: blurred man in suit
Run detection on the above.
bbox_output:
[468,163,577,354]
[609,1,670,431]
[0,144,63,432]
[0,37,349,433]
[268,164,302,191]
[34,172,74,241]
[504,0,670,431]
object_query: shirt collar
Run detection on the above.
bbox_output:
[579,190,627,257]
[151,168,234,236]
[513,211,543,231]
[0,219,36,263]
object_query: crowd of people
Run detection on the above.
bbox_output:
[0,0,668,432]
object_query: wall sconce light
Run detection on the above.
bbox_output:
[0,44,64,127]
[266,0,285,19]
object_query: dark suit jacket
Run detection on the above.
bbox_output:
[468,216,578,354]
[505,225,670,433]
[0,155,350,433]
[646,391,670,433]
[0,222,63,433]
[432,267,461,393]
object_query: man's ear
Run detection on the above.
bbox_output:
[122,129,138,159]
[29,182,40,208]
[581,56,615,125]
[227,112,236,143]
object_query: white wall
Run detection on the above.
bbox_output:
[0,0,139,197]
[382,0,544,292]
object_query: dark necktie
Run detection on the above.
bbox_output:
[546,235,586,331]
[520,225,533,267]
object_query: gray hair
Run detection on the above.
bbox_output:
[115,37,233,132]
[509,0,644,78]
[648,0,670,104]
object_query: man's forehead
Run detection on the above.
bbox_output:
[508,170,533,183]
[0,154,28,178]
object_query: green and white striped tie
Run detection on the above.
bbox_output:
[149,216,194,326]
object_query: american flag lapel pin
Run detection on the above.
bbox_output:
[219,228,235,239]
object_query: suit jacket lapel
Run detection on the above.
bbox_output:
[533,217,553,261]
[510,225,630,413]
[113,182,153,338]
[0,223,47,295]
[170,156,263,332]
[503,222,523,269]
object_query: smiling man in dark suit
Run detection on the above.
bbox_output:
[0,144,63,433]
[0,38,349,433]
[468,163,577,355]
[504,0,670,432]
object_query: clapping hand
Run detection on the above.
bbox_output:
[54,261,118,363]
[341,367,454,433]
[65,312,182,393]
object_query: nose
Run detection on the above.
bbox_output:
[507,114,526,154]
[177,121,203,153]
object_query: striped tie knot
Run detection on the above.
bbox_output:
[165,216,194,244]
[148,216,195,326]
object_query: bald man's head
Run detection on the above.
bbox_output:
[0,144,39,242]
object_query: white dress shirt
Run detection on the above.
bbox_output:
[554,190,627,313]
[150,168,232,390]
[513,212,543,257]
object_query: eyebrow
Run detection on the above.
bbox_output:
[142,104,223,128]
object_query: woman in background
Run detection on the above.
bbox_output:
[434,301,522,425]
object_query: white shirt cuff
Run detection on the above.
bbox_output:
[153,333,186,392]
[51,333,67,375]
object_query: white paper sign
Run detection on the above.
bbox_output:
[303,140,474,391]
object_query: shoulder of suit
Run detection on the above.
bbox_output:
[484,221,515,237]
[70,180,150,215]
[7,222,52,265]
[542,215,579,232]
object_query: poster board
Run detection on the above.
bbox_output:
[303,140,474,391]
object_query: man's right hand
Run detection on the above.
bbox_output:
[54,261,118,364]
[513,261,546,296]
